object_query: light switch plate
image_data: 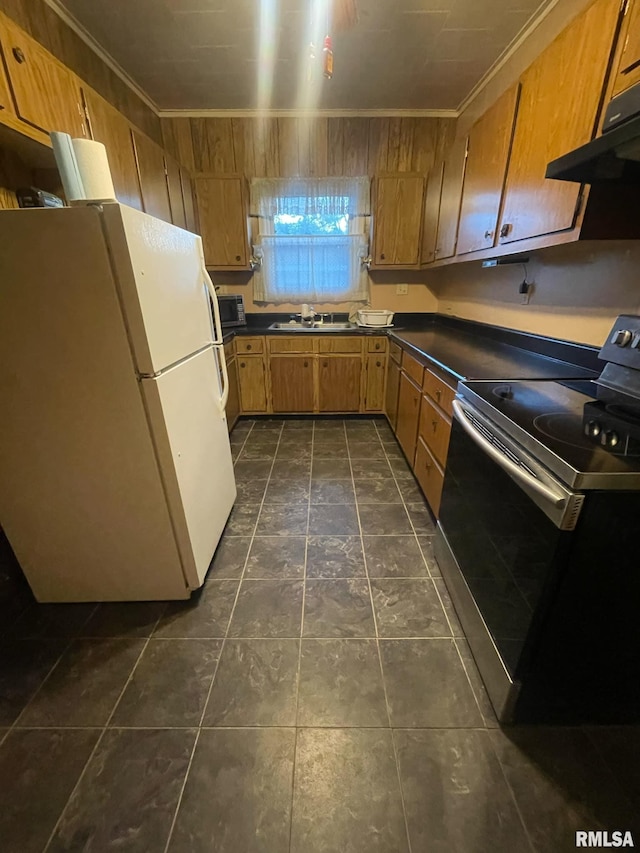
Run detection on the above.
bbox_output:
[396,284,408,295]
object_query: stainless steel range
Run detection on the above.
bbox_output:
[435,315,640,724]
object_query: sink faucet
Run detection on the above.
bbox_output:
[300,304,317,326]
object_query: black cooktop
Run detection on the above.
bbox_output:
[459,378,640,489]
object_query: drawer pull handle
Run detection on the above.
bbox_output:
[432,420,438,431]
[12,47,26,64]
[435,389,442,402]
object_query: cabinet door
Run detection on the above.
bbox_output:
[457,85,520,255]
[318,356,362,413]
[385,358,401,431]
[237,355,267,412]
[364,354,386,412]
[270,356,315,412]
[418,394,452,468]
[395,371,421,463]
[414,436,445,517]
[499,0,620,245]
[0,17,85,136]
[196,176,248,268]
[373,175,425,266]
[166,155,187,229]
[434,138,468,260]
[181,168,198,233]
[421,162,444,264]
[226,356,240,432]
[132,130,172,223]
[0,47,15,118]
[83,87,142,211]
[612,0,640,96]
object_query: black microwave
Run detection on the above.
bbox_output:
[217,294,246,328]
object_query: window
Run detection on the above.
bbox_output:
[251,177,370,304]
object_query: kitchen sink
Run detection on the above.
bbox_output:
[268,322,355,331]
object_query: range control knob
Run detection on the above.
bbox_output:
[585,419,602,439]
[601,429,620,448]
[612,329,633,347]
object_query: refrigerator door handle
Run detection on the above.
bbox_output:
[215,344,230,412]
[202,266,223,345]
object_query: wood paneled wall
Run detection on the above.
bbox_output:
[162,116,456,179]
[0,0,161,143]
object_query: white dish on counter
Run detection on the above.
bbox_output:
[356,321,395,329]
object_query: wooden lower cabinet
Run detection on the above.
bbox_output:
[385,358,401,430]
[395,371,422,463]
[270,356,315,412]
[237,355,267,412]
[318,356,362,412]
[225,354,240,432]
[364,355,386,412]
[414,437,445,517]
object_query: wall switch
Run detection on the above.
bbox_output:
[396,284,409,295]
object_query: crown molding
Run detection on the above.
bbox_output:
[157,108,459,119]
[456,0,562,115]
[43,0,159,113]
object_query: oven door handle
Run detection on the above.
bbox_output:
[452,399,567,509]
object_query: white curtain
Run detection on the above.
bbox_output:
[251,177,370,305]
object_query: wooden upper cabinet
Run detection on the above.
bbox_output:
[457,85,520,255]
[196,176,249,268]
[421,162,444,265]
[0,15,85,137]
[612,0,640,96]
[132,130,172,223]
[0,46,15,118]
[83,87,142,211]
[498,0,621,245]
[180,168,198,233]
[165,155,187,229]
[434,139,468,260]
[372,175,425,266]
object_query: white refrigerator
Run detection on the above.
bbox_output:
[0,202,237,602]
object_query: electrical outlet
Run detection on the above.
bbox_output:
[396,284,408,295]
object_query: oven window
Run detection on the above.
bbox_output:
[440,419,572,678]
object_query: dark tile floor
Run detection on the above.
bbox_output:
[0,416,639,852]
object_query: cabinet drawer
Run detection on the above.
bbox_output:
[389,340,402,364]
[268,337,313,354]
[414,436,445,518]
[401,351,424,387]
[235,337,264,354]
[367,336,388,354]
[418,394,452,468]
[422,369,456,417]
[318,337,363,353]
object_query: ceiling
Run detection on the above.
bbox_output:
[56,0,552,112]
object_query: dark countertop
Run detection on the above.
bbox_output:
[390,328,597,382]
[223,313,600,383]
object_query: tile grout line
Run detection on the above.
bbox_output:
[162,418,285,853]
[42,608,164,852]
[287,418,314,853]
[347,419,414,853]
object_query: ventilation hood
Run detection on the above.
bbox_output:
[546,83,640,184]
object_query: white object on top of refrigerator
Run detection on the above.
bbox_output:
[0,202,236,602]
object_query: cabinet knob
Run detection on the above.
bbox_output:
[484,229,493,239]
[432,420,438,431]
[246,344,252,350]
[322,361,328,368]
[376,361,381,368]
[500,223,512,238]
[435,389,442,402]
[375,343,381,350]
[304,361,309,367]
[0,104,4,111]
[235,255,241,261]
[380,253,386,260]
[12,46,26,64]
[240,362,246,368]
